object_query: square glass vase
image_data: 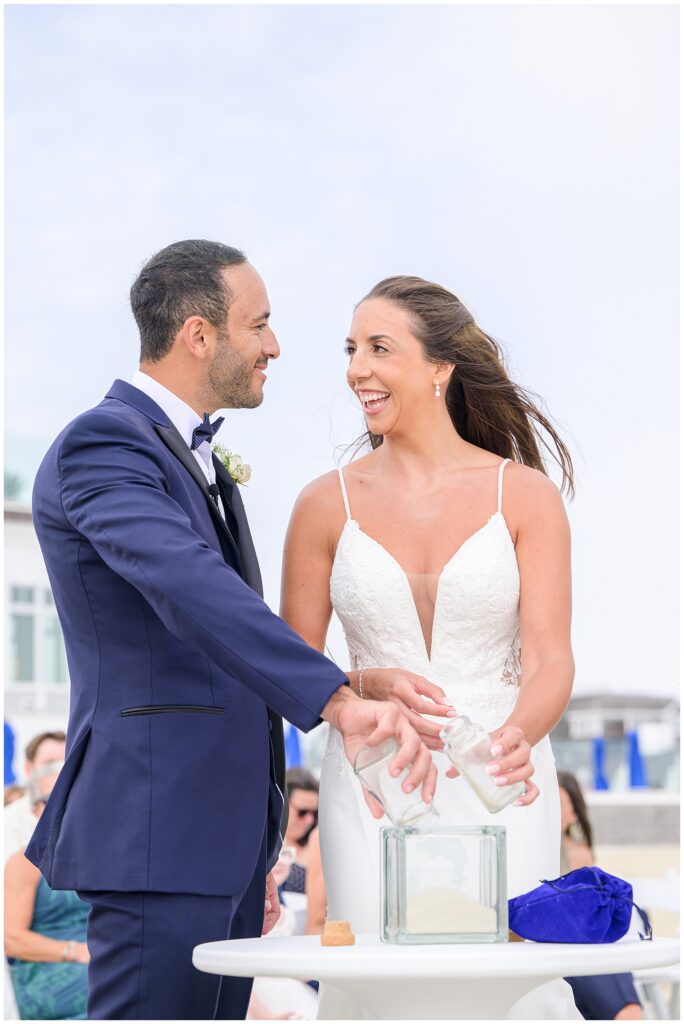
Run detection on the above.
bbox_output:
[380,825,508,944]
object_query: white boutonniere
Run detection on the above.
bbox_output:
[212,443,252,485]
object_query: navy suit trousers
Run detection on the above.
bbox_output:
[78,841,266,1020]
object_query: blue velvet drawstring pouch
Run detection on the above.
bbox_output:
[508,866,652,943]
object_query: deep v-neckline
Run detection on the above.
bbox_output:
[338,511,505,665]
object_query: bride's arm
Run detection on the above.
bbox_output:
[280,473,357,673]
[498,465,574,748]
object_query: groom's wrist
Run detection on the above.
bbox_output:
[320,683,355,729]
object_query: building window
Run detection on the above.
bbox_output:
[6,586,68,685]
[9,614,34,681]
[42,614,67,683]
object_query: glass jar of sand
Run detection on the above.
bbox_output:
[440,715,526,813]
[353,737,439,828]
[381,825,508,944]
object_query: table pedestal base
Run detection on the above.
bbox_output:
[319,974,554,1020]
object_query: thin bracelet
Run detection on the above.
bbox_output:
[61,940,76,962]
[358,668,366,699]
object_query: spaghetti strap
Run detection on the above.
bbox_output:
[338,467,352,521]
[497,458,510,514]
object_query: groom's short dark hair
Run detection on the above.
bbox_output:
[130,239,247,362]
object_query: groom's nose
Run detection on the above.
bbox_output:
[262,327,280,360]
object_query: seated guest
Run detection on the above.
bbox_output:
[558,771,643,1021]
[281,770,327,935]
[4,785,25,807]
[4,731,66,864]
[5,763,89,1020]
[281,769,319,895]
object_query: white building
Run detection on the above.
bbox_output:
[5,500,69,781]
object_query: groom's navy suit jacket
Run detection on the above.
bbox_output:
[25,380,347,897]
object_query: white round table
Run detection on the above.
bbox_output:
[193,933,679,1020]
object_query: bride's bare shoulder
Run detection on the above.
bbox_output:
[288,468,356,560]
[289,469,347,529]
[503,461,568,523]
[504,460,563,496]
[293,452,378,511]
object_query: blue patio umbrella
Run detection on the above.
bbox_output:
[627,728,648,788]
[284,722,302,768]
[592,736,610,790]
[4,721,16,785]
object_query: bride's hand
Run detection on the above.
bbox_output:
[446,724,539,805]
[360,668,458,751]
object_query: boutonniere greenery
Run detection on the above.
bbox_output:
[212,443,252,485]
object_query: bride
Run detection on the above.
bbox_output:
[280,275,579,1019]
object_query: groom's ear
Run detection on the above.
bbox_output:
[180,315,215,361]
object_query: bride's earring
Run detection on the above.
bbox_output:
[434,381,441,398]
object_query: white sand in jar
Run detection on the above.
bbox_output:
[406,887,497,934]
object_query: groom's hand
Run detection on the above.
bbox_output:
[262,871,281,935]
[357,668,458,751]
[321,687,437,818]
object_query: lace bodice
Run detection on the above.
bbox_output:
[329,458,522,728]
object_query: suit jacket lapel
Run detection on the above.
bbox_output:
[213,459,263,597]
[154,423,242,567]
[213,457,286,834]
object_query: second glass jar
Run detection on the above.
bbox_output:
[440,715,526,813]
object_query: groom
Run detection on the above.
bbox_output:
[25,240,435,1020]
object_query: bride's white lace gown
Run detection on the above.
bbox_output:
[318,458,580,1019]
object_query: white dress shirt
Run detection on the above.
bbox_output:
[130,370,226,519]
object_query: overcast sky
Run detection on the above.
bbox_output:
[5,4,679,697]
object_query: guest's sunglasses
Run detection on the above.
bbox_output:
[293,807,318,821]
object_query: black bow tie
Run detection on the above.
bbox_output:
[190,413,224,451]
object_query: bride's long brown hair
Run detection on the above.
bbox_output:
[355,276,575,498]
